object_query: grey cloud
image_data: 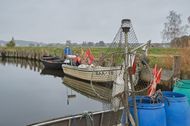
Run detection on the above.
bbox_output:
[0,0,189,43]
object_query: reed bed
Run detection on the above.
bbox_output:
[0,47,189,74]
[180,48,190,73]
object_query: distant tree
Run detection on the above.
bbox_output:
[29,43,35,47]
[98,41,105,46]
[95,41,105,47]
[162,10,189,42]
[6,37,16,47]
[36,44,40,47]
[188,16,190,24]
[87,42,94,47]
[72,42,78,46]
[66,40,71,46]
[82,41,87,46]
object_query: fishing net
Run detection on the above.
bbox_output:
[88,19,153,112]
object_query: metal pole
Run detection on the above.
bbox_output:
[130,40,151,53]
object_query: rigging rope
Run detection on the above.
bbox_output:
[80,111,94,126]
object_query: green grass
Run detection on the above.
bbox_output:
[149,48,180,55]
[0,46,184,68]
[0,47,181,57]
[1,46,189,73]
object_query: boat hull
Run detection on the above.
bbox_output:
[41,60,63,69]
[62,64,121,82]
[41,56,64,70]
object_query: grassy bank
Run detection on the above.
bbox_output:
[149,48,190,73]
[148,48,178,69]
[0,46,189,73]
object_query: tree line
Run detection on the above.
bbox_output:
[63,40,108,47]
[162,10,190,47]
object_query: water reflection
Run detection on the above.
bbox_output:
[0,57,109,126]
[0,57,43,72]
[66,86,76,105]
[63,75,112,103]
[2,57,189,126]
[40,68,64,78]
[0,57,112,103]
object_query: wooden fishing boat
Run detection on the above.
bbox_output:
[28,19,152,126]
[62,64,121,82]
[41,56,65,70]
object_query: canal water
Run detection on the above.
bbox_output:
[0,58,111,126]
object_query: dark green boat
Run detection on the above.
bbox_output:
[173,80,190,103]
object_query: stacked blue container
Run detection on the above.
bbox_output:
[121,96,167,126]
[162,91,190,126]
[64,46,72,55]
[121,92,190,126]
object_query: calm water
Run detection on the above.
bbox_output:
[0,58,110,126]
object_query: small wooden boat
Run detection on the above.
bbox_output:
[62,64,121,82]
[41,56,65,70]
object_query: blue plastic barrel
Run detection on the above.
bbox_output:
[162,91,190,126]
[64,47,72,55]
[121,96,166,126]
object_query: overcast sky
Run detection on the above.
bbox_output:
[0,0,189,43]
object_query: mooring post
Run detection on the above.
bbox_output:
[173,55,181,79]
[122,19,130,126]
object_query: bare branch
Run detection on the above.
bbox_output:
[161,10,188,43]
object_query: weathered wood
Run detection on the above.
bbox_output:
[173,55,181,79]
[63,64,121,82]
[0,49,50,61]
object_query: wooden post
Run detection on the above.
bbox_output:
[122,19,137,126]
[173,55,181,79]
[122,19,130,126]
